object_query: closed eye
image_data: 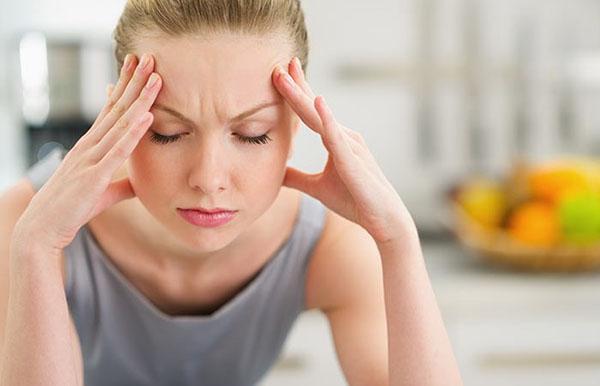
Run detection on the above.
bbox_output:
[233,133,273,145]
[149,131,272,145]
[149,132,181,144]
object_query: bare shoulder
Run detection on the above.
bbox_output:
[304,207,384,312]
[0,178,38,254]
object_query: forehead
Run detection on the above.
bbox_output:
[134,32,293,110]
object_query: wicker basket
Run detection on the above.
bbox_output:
[450,202,600,272]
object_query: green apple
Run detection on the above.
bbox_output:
[558,191,600,245]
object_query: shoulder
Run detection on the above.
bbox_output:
[0,178,38,251]
[304,206,383,312]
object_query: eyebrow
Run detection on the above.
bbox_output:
[152,100,282,127]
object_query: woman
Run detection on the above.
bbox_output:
[0,1,463,385]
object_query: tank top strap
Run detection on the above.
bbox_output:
[294,192,327,271]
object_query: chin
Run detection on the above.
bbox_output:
[183,238,233,254]
[170,216,244,253]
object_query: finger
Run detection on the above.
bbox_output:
[288,57,315,99]
[342,126,385,178]
[98,111,154,173]
[342,126,370,156]
[94,73,161,158]
[314,96,354,163]
[343,127,364,144]
[283,166,320,197]
[272,66,324,136]
[92,53,155,142]
[73,56,137,151]
[106,83,115,99]
[94,54,137,128]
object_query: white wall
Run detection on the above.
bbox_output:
[297,0,600,231]
[0,1,126,190]
[2,0,600,232]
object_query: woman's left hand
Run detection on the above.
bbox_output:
[272,57,414,244]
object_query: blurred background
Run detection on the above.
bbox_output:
[2,0,600,385]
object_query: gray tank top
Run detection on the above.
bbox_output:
[25,147,327,386]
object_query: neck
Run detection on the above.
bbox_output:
[90,187,300,277]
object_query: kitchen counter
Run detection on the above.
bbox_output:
[425,239,600,317]
[263,239,600,386]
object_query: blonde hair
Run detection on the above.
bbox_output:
[113,0,309,71]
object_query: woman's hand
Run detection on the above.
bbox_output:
[12,53,162,256]
[272,57,414,244]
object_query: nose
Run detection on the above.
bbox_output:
[187,137,229,194]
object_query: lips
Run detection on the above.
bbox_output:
[184,207,235,214]
[177,207,238,228]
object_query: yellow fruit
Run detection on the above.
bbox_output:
[457,179,507,229]
[528,158,600,204]
[507,201,560,247]
[529,168,589,204]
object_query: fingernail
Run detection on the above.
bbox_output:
[275,65,285,77]
[139,54,151,70]
[146,73,159,90]
[293,57,302,71]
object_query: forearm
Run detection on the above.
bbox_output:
[377,222,463,386]
[1,242,80,386]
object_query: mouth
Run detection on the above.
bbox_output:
[180,207,237,214]
[176,207,238,228]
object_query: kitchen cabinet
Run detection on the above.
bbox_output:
[430,240,600,386]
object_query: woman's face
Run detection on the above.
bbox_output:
[126,32,299,253]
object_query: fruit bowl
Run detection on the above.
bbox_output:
[447,157,600,272]
[451,201,600,272]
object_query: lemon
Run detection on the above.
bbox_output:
[457,179,507,229]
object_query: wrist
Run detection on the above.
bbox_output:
[374,207,419,244]
[9,243,63,285]
[10,222,62,264]
[375,216,421,255]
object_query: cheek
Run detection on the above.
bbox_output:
[127,142,183,201]
[128,131,292,190]
[238,153,285,186]
[240,138,291,178]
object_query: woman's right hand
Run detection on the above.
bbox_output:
[12,53,162,256]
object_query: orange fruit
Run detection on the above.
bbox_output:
[528,158,600,203]
[507,201,560,247]
[528,167,590,204]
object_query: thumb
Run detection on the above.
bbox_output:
[91,178,136,218]
[283,166,319,197]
